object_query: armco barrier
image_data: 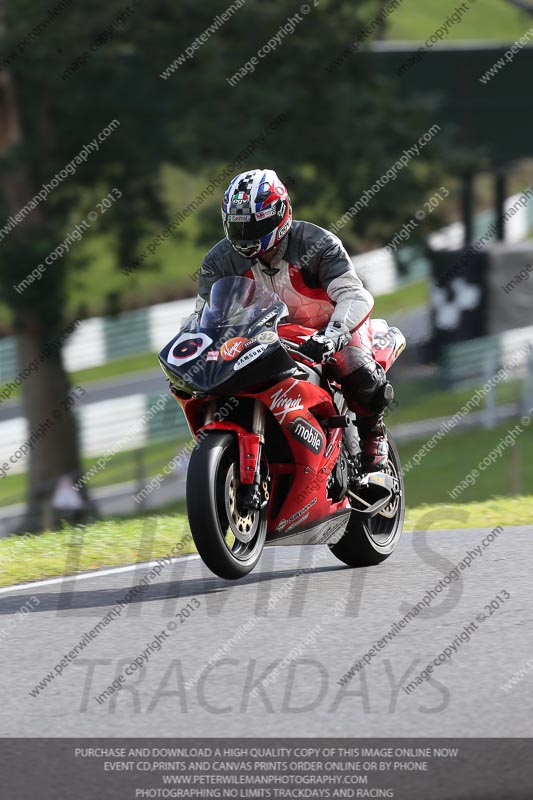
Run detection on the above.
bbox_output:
[0,391,188,477]
[442,324,533,389]
[0,298,196,385]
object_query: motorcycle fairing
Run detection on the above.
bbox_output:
[178,372,351,537]
[201,421,261,485]
[267,509,351,546]
[371,318,406,372]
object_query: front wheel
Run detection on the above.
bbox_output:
[186,432,267,579]
[329,434,405,568]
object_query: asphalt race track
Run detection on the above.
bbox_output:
[1,524,531,737]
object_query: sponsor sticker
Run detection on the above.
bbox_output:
[276,218,291,240]
[206,350,219,362]
[254,311,278,328]
[286,512,310,532]
[220,337,247,360]
[269,379,304,423]
[256,207,276,220]
[232,192,249,204]
[233,344,268,371]
[373,330,395,350]
[227,214,251,222]
[276,498,317,531]
[241,330,277,351]
[290,416,325,455]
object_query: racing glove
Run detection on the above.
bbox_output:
[300,325,350,364]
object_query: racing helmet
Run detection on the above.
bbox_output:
[222,168,292,258]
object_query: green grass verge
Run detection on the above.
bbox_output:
[72,351,160,387]
[387,0,531,41]
[0,511,193,588]
[391,377,521,425]
[373,278,427,320]
[405,496,533,530]
[0,495,531,588]
[402,417,533,506]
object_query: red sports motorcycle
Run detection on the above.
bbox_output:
[159,276,406,580]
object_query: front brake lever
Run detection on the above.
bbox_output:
[280,339,317,367]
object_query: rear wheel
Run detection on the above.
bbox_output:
[329,434,405,567]
[186,432,267,579]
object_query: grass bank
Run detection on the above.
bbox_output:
[0,496,530,588]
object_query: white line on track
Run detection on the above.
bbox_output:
[0,553,200,596]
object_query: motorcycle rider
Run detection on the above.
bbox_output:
[191,168,393,471]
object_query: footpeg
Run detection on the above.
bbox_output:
[359,471,396,492]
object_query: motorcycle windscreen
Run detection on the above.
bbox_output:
[159,276,294,393]
[200,275,282,329]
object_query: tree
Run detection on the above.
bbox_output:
[0,0,172,529]
[0,0,452,531]
[0,3,81,529]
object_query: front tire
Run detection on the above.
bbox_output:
[329,434,405,567]
[186,432,267,579]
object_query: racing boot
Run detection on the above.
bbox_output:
[357,413,388,473]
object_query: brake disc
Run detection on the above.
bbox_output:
[224,465,260,543]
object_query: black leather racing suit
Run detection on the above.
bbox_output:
[195,220,372,338]
[193,220,392,466]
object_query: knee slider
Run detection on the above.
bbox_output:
[374,380,394,413]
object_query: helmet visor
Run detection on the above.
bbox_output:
[226,216,279,242]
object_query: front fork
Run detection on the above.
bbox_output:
[199,400,269,511]
[239,400,268,511]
